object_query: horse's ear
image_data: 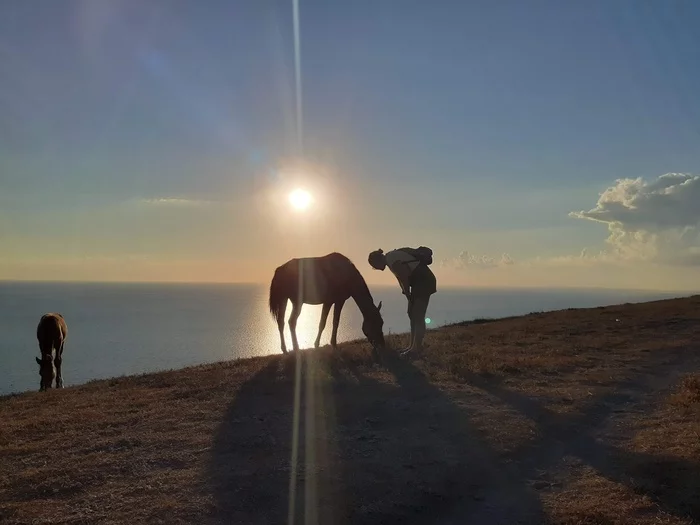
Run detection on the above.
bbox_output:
[377,301,382,312]
[35,357,42,365]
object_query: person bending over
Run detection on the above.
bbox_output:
[368,246,436,355]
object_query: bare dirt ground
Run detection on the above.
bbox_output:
[1,294,699,524]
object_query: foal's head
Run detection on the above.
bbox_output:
[35,354,56,391]
[362,301,385,349]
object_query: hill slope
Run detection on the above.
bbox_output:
[1,295,700,524]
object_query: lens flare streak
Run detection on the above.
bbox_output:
[293,0,303,156]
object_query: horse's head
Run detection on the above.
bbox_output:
[35,354,55,391]
[362,300,385,350]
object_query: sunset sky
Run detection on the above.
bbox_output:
[2,1,700,291]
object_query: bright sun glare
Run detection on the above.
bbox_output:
[288,188,313,211]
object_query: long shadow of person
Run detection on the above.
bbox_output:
[206,347,546,524]
[368,347,546,524]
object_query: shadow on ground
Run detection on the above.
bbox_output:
[206,347,544,524]
[206,343,700,524]
[457,364,700,521]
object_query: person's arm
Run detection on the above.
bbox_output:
[389,261,412,297]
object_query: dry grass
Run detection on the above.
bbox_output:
[668,374,700,409]
[1,295,699,524]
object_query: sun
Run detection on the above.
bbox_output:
[288,188,313,211]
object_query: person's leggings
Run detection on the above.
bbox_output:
[407,264,436,350]
[407,295,430,350]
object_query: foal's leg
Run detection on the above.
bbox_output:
[288,302,303,352]
[277,300,288,354]
[314,303,332,348]
[330,300,346,349]
[55,340,65,388]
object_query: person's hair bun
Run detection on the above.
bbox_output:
[377,249,383,254]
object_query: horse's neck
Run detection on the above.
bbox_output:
[350,280,374,315]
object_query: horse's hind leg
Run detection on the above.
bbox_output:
[314,303,332,349]
[55,339,64,388]
[277,301,288,354]
[330,300,346,349]
[288,302,302,352]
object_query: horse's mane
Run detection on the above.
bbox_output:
[326,252,376,305]
[328,252,366,279]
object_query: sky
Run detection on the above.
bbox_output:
[2,0,700,291]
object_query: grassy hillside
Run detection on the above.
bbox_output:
[1,295,700,524]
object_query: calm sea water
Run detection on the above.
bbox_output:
[0,281,682,395]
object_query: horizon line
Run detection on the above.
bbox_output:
[0,278,696,296]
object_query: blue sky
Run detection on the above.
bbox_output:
[2,1,700,289]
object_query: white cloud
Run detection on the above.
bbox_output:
[441,251,515,270]
[444,173,700,272]
[527,248,622,267]
[569,173,700,265]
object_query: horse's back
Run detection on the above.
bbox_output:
[275,252,359,304]
[37,313,67,343]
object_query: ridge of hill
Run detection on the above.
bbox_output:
[1,295,699,524]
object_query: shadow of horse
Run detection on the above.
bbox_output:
[205,347,544,524]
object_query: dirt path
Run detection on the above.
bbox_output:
[374,344,700,525]
[450,349,700,524]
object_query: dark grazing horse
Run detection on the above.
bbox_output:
[35,313,67,391]
[268,252,385,353]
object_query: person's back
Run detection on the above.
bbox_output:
[385,248,421,275]
[396,246,433,267]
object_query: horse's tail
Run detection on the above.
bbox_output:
[268,266,288,323]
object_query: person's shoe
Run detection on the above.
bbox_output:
[402,346,425,357]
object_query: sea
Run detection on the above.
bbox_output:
[0,281,684,395]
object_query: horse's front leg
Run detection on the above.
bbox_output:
[315,303,332,349]
[330,300,346,350]
[55,341,64,388]
[288,302,303,352]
